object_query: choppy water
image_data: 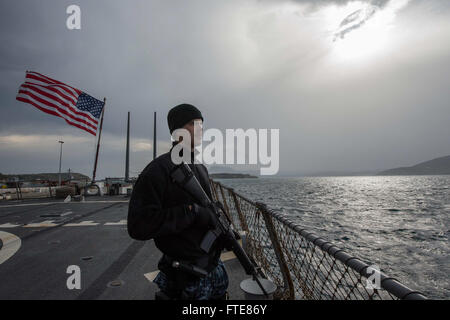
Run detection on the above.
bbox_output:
[216,175,450,299]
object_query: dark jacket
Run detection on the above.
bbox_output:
[127,150,216,265]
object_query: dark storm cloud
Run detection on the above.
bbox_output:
[1,0,449,177]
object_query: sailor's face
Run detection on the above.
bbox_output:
[182,118,203,147]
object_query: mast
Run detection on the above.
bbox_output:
[153,111,157,160]
[125,111,130,182]
[92,98,106,183]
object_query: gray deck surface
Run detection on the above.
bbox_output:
[0,196,247,300]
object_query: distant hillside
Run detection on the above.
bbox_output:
[377,155,450,176]
[210,173,258,179]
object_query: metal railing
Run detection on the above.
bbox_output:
[210,179,427,300]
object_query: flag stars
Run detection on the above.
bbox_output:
[76,93,104,119]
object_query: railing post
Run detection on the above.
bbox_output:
[15,181,19,200]
[256,202,295,300]
[230,190,250,233]
[209,179,220,202]
[15,181,22,200]
[218,183,233,224]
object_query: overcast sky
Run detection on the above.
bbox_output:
[1,0,449,178]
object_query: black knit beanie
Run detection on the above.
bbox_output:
[167,103,203,134]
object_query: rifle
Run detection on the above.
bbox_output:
[170,162,269,297]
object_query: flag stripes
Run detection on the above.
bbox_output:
[16,71,104,136]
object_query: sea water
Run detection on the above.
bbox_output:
[217,175,450,299]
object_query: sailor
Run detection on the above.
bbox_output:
[127,103,229,300]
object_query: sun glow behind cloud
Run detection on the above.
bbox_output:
[322,0,411,63]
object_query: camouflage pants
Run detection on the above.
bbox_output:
[154,260,229,300]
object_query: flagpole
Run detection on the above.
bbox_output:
[92,97,106,183]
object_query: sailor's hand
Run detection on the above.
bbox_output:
[191,203,216,229]
[214,201,225,213]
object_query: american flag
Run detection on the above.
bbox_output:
[16,71,105,136]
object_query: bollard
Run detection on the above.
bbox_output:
[240,277,277,300]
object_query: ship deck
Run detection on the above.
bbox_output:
[0,196,247,299]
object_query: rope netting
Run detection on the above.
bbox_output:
[210,180,426,300]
